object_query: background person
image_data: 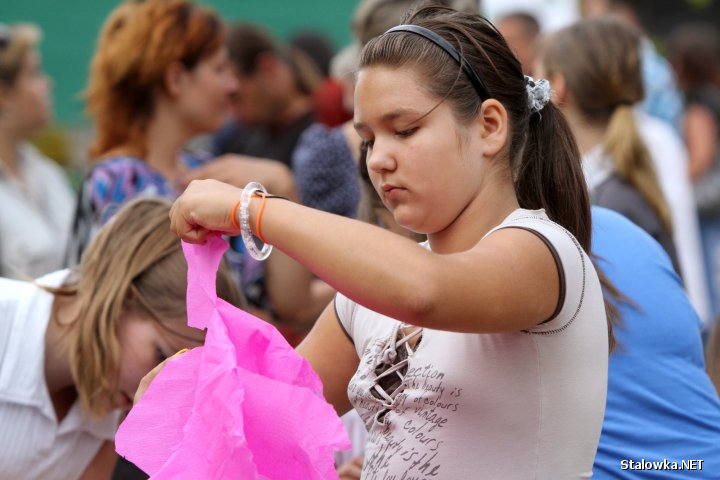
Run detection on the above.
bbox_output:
[0,22,74,279]
[0,197,245,480]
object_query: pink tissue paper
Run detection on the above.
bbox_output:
[115,235,350,479]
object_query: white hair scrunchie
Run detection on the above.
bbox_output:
[525,75,551,113]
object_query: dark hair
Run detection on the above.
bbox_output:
[667,22,720,90]
[226,22,279,75]
[226,22,320,95]
[360,6,591,251]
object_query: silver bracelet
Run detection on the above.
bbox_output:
[239,182,273,261]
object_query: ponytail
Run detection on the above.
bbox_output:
[515,102,592,251]
[517,104,620,352]
[604,105,673,234]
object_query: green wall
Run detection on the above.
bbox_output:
[4,1,359,126]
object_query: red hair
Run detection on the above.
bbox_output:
[85,0,224,159]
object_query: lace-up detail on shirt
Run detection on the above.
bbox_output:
[369,324,422,423]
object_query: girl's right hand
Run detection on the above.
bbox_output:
[169,179,243,244]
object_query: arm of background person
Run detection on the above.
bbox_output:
[79,441,117,480]
[685,104,718,182]
[180,154,298,200]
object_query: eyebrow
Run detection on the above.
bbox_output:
[354,108,423,131]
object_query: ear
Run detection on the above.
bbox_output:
[164,61,188,97]
[477,99,508,158]
[548,71,567,106]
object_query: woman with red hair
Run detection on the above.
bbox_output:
[66,0,238,264]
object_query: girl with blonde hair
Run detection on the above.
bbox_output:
[0,197,244,480]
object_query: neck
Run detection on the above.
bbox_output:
[562,106,607,155]
[0,129,23,177]
[143,102,195,180]
[428,168,519,254]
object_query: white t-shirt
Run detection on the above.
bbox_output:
[0,270,120,480]
[336,209,608,479]
[635,110,712,323]
[0,143,75,279]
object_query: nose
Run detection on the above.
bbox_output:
[366,139,397,175]
[227,74,239,95]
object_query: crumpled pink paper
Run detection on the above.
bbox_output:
[115,235,350,479]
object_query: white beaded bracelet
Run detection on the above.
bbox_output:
[239,181,273,261]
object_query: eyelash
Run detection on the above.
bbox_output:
[361,127,418,151]
[396,127,418,137]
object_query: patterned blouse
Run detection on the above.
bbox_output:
[66,153,267,309]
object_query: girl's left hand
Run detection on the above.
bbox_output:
[169,179,243,244]
[134,349,187,405]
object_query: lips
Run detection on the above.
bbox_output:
[381,184,405,202]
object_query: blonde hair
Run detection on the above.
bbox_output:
[0,23,41,88]
[49,197,245,417]
[85,0,224,159]
[541,16,673,235]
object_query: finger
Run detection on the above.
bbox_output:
[133,349,189,405]
[180,226,210,244]
[134,357,171,405]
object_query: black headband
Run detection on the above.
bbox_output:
[384,24,490,101]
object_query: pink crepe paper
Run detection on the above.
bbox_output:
[115,235,350,479]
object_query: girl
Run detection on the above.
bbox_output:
[537,16,680,272]
[0,23,75,278]
[0,197,245,480]
[166,7,610,477]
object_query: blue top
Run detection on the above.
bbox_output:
[592,207,720,478]
[640,39,684,136]
[66,153,206,264]
[292,123,360,218]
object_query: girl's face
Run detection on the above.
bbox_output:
[354,65,486,234]
[174,46,238,135]
[0,48,52,137]
[114,312,202,410]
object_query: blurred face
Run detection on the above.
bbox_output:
[582,0,611,17]
[230,55,287,128]
[497,18,536,76]
[175,46,238,134]
[0,48,52,136]
[114,312,203,410]
[354,65,485,234]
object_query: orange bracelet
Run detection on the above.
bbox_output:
[254,191,268,244]
[230,198,242,231]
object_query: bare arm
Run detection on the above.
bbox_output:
[181,154,299,199]
[296,302,359,416]
[170,180,560,334]
[685,105,718,182]
[266,250,336,327]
